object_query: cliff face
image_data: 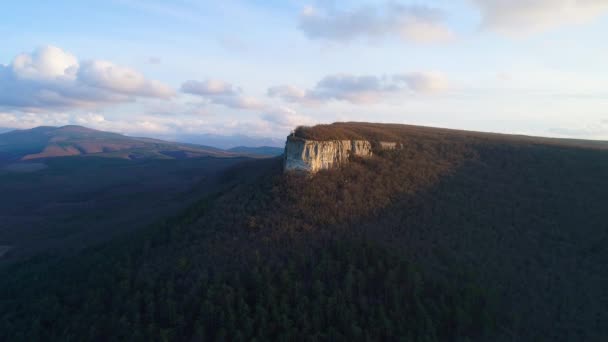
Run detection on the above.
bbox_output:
[284,136,396,173]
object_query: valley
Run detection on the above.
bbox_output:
[0,126,279,263]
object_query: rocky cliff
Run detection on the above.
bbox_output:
[283,136,397,173]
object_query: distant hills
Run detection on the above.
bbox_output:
[0,125,282,164]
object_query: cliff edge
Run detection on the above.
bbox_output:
[283,135,397,173]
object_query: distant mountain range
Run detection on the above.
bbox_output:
[0,125,283,164]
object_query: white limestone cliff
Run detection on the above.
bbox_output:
[283,136,398,173]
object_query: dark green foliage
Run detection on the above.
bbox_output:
[0,156,250,263]
[0,237,495,342]
[1,123,607,341]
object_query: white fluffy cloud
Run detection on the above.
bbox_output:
[394,72,449,93]
[299,3,453,43]
[472,0,608,33]
[181,79,264,110]
[0,46,174,111]
[269,72,448,105]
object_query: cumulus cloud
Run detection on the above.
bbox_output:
[268,72,448,105]
[298,3,453,43]
[0,46,174,111]
[181,79,264,110]
[77,60,171,97]
[472,0,608,33]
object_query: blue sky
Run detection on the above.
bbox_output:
[1,0,607,140]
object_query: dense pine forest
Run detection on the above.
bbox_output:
[1,123,607,341]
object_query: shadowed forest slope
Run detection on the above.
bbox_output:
[1,123,607,341]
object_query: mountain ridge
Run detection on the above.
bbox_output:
[293,122,608,149]
[0,125,242,163]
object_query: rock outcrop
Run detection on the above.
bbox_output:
[283,136,397,173]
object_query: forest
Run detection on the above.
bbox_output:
[1,123,607,341]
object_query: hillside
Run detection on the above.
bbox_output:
[0,126,274,262]
[1,122,607,341]
[0,125,235,163]
[0,156,254,263]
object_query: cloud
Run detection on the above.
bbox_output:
[0,46,174,112]
[0,111,71,129]
[77,60,172,98]
[268,72,448,105]
[393,72,449,93]
[298,3,453,43]
[181,79,238,96]
[268,85,308,103]
[261,106,315,129]
[181,79,264,110]
[212,95,265,110]
[311,74,399,104]
[472,0,608,33]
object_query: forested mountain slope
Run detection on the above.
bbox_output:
[1,123,607,341]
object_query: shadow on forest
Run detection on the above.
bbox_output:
[1,135,607,341]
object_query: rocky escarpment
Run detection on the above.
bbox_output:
[283,136,397,173]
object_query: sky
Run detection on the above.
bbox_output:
[0,0,607,141]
